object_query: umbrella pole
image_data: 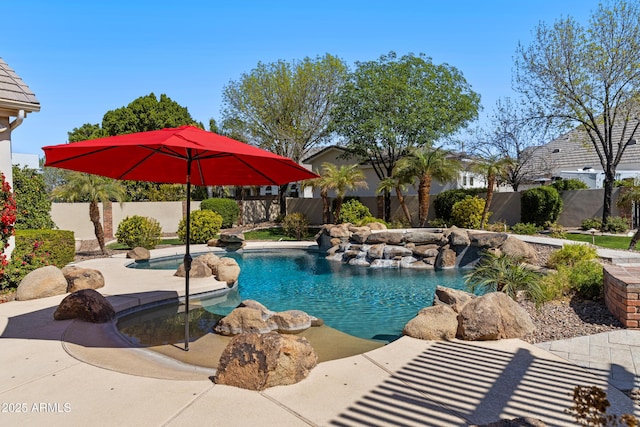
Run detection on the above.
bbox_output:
[183,155,193,351]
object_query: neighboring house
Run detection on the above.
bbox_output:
[301,145,486,198]
[527,120,640,189]
[0,57,41,257]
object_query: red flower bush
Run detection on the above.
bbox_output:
[0,173,17,277]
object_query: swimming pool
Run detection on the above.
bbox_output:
[122,249,468,342]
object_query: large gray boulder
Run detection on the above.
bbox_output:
[403,231,447,245]
[215,257,241,285]
[62,266,105,293]
[411,244,440,258]
[214,332,318,390]
[471,232,508,249]
[16,266,67,301]
[126,247,150,261]
[366,231,404,245]
[270,310,312,333]
[435,247,457,269]
[403,305,458,340]
[53,289,115,323]
[448,227,471,247]
[457,292,535,340]
[500,236,538,264]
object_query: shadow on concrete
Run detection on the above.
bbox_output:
[329,340,634,426]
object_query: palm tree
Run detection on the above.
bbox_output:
[52,172,126,254]
[318,163,368,224]
[471,156,513,229]
[300,172,332,224]
[377,167,413,226]
[396,147,460,227]
[617,186,640,250]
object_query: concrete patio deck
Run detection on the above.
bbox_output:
[1,242,639,426]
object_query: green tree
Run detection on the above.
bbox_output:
[51,172,126,254]
[331,51,480,221]
[617,186,640,249]
[316,163,368,224]
[12,165,55,230]
[514,0,640,223]
[222,54,348,215]
[395,147,460,227]
[470,156,513,229]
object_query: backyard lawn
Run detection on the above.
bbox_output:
[563,233,634,250]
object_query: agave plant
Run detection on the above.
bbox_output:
[465,251,544,304]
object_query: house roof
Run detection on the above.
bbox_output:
[532,119,640,176]
[0,57,40,113]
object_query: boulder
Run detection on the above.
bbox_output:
[238,300,274,319]
[448,227,471,247]
[403,231,447,245]
[406,260,435,270]
[271,310,312,333]
[411,245,440,258]
[370,259,399,268]
[207,238,219,247]
[126,247,150,261]
[366,222,387,230]
[433,286,475,313]
[213,307,274,335]
[470,232,508,249]
[435,247,457,269]
[350,227,371,244]
[383,245,413,259]
[500,236,538,264]
[216,257,241,285]
[403,305,459,340]
[197,253,222,271]
[219,232,245,243]
[399,256,419,268]
[328,224,351,238]
[367,244,385,259]
[457,292,535,340]
[16,266,68,301]
[174,257,212,278]
[214,332,318,390]
[53,289,115,323]
[348,257,371,267]
[62,266,105,293]
[366,231,404,245]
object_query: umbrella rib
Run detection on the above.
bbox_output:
[45,146,117,166]
[117,149,162,180]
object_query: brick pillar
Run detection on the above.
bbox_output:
[604,265,640,329]
[103,201,113,239]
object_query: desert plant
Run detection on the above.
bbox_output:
[581,218,603,231]
[547,244,598,269]
[282,212,309,240]
[358,216,388,227]
[465,252,544,304]
[177,210,223,244]
[551,178,588,191]
[521,186,563,226]
[603,216,629,234]
[510,222,540,235]
[338,199,371,225]
[566,260,604,299]
[484,220,508,233]
[115,215,162,249]
[200,198,239,228]
[451,196,486,229]
[545,221,566,239]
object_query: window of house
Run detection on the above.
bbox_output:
[470,176,474,186]
[463,175,467,186]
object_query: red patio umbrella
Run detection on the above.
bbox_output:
[43,125,318,350]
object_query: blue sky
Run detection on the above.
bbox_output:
[4,0,602,156]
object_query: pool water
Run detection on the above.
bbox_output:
[122,249,468,343]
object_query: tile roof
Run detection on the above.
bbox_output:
[0,57,40,112]
[530,119,640,176]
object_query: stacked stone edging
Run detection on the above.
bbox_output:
[604,265,640,328]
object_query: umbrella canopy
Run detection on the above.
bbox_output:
[43,125,318,351]
[43,125,315,186]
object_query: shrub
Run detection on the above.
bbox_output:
[465,252,544,304]
[115,215,162,249]
[566,260,603,299]
[0,229,75,290]
[551,178,588,192]
[12,165,55,230]
[177,210,223,244]
[338,199,371,225]
[0,172,17,277]
[581,218,602,231]
[451,196,486,229]
[521,186,563,226]
[603,216,629,233]
[359,216,388,227]
[545,221,566,239]
[282,212,309,240]
[428,218,449,228]
[200,198,239,228]
[484,220,508,232]
[510,222,540,235]
[434,189,478,223]
[547,244,598,269]
[538,270,569,302]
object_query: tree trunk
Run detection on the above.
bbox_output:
[602,168,615,226]
[396,186,413,226]
[629,228,640,250]
[278,184,288,217]
[384,190,391,222]
[334,197,343,224]
[418,174,432,227]
[89,200,106,255]
[321,189,330,224]
[480,174,495,229]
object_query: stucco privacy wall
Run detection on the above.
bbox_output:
[50,188,625,240]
